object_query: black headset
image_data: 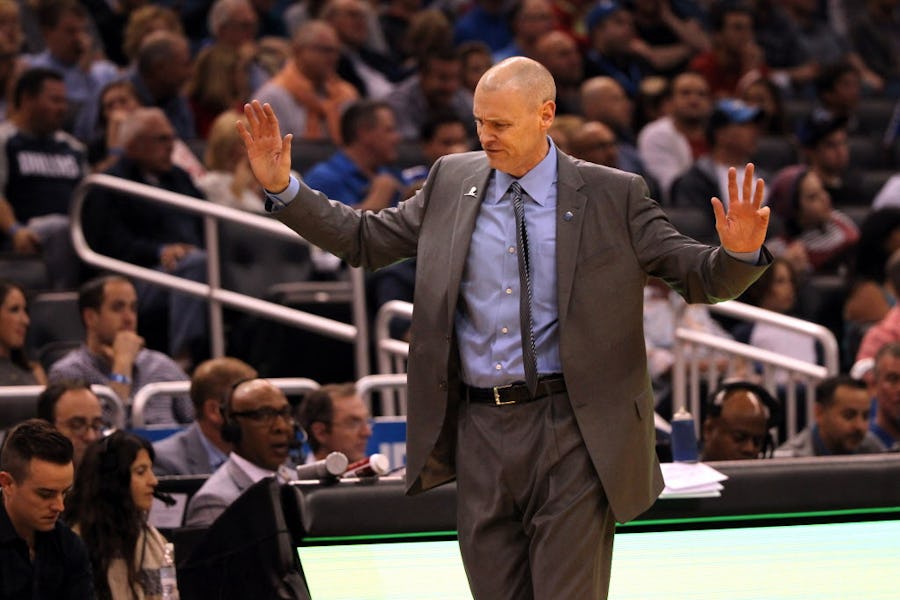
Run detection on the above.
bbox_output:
[220,378,256,445]
[707,381,782,458]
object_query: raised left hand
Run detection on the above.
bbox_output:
[712,163,769,253]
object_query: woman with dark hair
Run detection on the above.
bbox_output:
[767,164,859,275]
[68,431,178,600]
[0,280,45,385]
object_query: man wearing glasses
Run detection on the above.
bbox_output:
[298,383,372,464]
[185,379,296,527]
[37,380,106,469]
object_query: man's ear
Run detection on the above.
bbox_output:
[701,417,716,442]
[0,471,14,489]
[83,308,99,331]
[310,421,327,444]
[204,398,224,425]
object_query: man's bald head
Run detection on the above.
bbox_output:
[580,76,631,127]
[476,57,556,109]
[701,387,771,461]
[569,121,618,167]
[719,390,770,421]
[581,76,621,104]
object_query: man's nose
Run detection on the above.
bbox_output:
[741,438,761,456]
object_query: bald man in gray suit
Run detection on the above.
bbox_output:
[239,57,771,599]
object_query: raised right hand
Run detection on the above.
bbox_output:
[108,331,144,366]
[237,100,293,193]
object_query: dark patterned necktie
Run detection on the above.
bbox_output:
[510,181,538,397]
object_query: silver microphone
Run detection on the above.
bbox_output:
[343,453,390,478]
[294,451,349,480]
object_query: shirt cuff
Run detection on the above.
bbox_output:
[264,176,300,212]
[724,248,761,264]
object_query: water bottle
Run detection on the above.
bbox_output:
[159,542,178,600]
[670,407,699,462]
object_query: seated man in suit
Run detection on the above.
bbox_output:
[184,379,296,527]
[298,383,372,464]
[153,357,258,476]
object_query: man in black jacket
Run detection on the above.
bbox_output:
[0,419,95,599]
[83,107,207,365]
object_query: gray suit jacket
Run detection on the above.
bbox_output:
[184,456,255,527]
[276,150,770,523]
[152,422,217,476]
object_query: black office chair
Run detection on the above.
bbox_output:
[0,253,50,291]
[0,391,39,430]
[25,291,84,368]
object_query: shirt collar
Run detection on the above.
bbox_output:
[810,424,832,456]
[493,137,558,207]
[229,452,276,484]
[197,425,227,471]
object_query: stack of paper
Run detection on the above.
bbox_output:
[659,462,728,499]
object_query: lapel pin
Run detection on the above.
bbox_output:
[465,186,478,197]
[564,211,574,221]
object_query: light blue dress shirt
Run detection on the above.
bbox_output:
[197,426,228,471]
[455,142,562,387]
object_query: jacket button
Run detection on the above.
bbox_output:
[439,380,448,391]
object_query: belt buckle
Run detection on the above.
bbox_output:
[493,384,516,406]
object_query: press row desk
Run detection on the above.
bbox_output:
[293,454,900,538]
[160,455,900,599]
[291,455,900,599]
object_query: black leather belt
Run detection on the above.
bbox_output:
[464,375,566,406]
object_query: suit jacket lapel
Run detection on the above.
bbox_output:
[185,424,207,473]
[555,153,587,330]
[446,164,492,326]
[226,458,255,493]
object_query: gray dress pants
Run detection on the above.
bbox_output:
[455,388,616,600]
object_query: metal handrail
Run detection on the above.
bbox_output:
[70,174,369,378]
[673,328,829,438]
[130,377,322,428]
[374,300,413,376]
[373,302,413,415]
[356,373,408,415]
[0,384,126,429]
[707,300,840,374]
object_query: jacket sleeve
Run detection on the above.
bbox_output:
[273,156,452,270]
[627,174,770,304]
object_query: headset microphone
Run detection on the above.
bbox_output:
[153,489,177,507]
